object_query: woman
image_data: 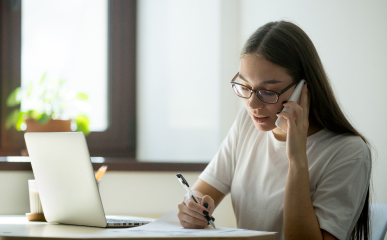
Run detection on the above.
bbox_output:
[177,21,371,240]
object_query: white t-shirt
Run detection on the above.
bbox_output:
[199,108,371,240]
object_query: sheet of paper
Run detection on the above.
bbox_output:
[122,210,274,237]
[0,214,275,239]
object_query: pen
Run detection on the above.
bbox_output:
[176,173,216,228]
[95,165,108,181]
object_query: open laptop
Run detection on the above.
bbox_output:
[25,132,151,228]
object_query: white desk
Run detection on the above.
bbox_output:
[0,215,276,240]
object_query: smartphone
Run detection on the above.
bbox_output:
[275,79,306,133]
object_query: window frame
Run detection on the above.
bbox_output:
[0,0,137,157]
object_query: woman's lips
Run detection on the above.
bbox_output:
[252,115,269,123]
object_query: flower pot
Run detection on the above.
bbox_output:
[25,119,72,132]
[21,119,72,156]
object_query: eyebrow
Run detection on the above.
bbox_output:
[238,73,282,85]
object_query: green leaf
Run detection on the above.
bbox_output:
[15,111,25,131]
[39,72,47,85]
[27,81,33,96]
[58,79,66,86]
[6,109,20,129]
[6,110,25,131]
[75,93,88,101]
[6,88,21,107]
[75,114,90,136]
[27,110,41,120]
[37,113,51,124]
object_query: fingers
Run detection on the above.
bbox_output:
[299,83,310,118]
[178,194,211,229]
[179,219,206,229]
[282,101,303,126]
[201,195,215,216]
[177,202,208,228]
[184,195,208,214]
[277,110,296,131]
[280,83,309,127]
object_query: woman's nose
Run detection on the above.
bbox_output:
[248,94,265,110]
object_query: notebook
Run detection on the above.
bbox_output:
[25,132,151,228]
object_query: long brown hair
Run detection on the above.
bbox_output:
[241,21,371,240]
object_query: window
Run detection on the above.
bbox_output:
[21,0,108,132]
[0,0,136,157]
[1,0,241,161]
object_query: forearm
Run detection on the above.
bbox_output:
[191,179,225,207]
[284,158,322,240]
[191,189,205,198]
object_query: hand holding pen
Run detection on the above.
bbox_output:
[176,173,216,229]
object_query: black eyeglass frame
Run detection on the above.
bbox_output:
[230,72,299,104]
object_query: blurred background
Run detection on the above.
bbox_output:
[0,0,386,231]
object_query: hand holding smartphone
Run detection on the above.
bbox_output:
[275,79,306,133]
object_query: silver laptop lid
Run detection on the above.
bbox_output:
[25,132,107,227]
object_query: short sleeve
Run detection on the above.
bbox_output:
[198,108,245,195]
[312,147,371,240]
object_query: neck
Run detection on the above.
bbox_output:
[272,123,322,142]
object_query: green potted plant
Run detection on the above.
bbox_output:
[6,73,90,136]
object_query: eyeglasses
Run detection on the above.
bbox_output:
[230,72,299,104]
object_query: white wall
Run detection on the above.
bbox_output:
[239,0,387,204]
[136,0,222,162]
[136,0,242,162]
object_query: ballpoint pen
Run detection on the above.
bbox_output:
[176,173,216,228]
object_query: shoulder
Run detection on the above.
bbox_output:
[331,131,369,161]
[313,129,371,171]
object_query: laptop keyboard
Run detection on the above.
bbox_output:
[106,218,151,227]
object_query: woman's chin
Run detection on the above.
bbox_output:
[252,121,276,132]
